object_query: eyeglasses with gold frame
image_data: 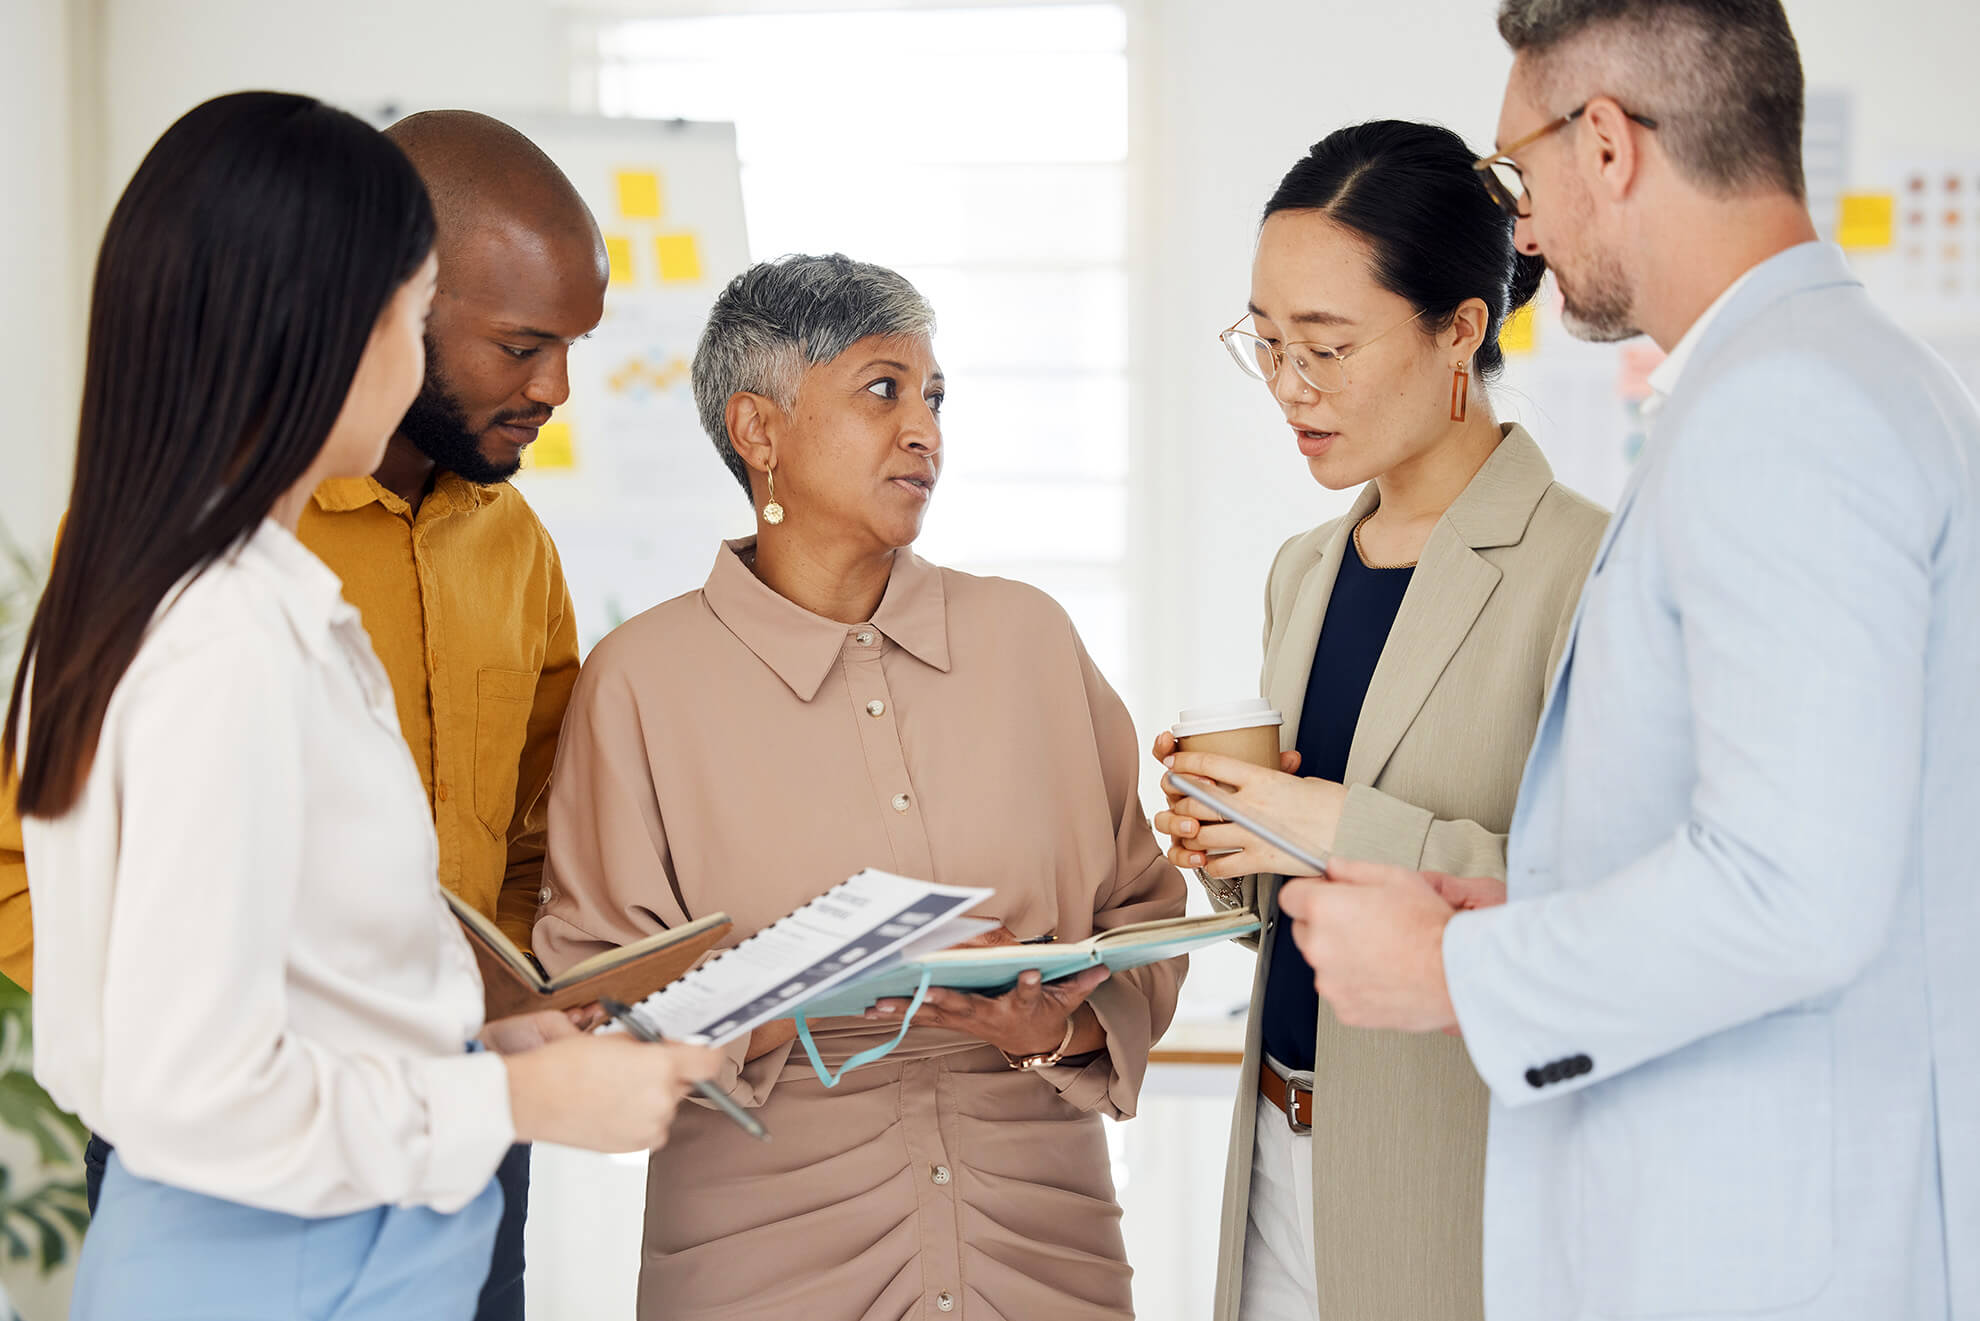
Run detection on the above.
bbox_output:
[1219,308,1426,395]
[1472,101,1660,219]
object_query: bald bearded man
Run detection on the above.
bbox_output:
[0,109,605,1321]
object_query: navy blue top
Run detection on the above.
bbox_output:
[1259,538,1415,1072]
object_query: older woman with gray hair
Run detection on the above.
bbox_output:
[535,253,1184,1321]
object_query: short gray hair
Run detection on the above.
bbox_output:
[1497,0,1806,201]
[692,253,936,495]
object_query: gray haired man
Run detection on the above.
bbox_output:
[1277,2,1980,1318]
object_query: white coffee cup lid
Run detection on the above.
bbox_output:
[1172,698,1285,738]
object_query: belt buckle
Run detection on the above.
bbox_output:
[1284,1080,1311,1136]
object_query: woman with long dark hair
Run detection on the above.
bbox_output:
[4,91,714,1319]
[1150,121,1608,1319]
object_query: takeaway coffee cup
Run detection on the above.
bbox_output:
[1171,699,1284,773]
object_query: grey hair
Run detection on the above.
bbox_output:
[692,253,936,496]
[1497,0,1806,201]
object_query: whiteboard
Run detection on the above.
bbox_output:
[376,109,757,651]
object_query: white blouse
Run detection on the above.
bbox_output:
[23,520,513,1216]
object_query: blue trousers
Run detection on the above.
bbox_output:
[74,1152,500,1320]
[85,1135,530,1321]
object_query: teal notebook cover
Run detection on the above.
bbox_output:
[785,909,1261,1020]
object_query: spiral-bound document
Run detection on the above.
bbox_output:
[628,870,998,1046]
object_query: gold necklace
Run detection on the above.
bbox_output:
[1353,512,1419,569]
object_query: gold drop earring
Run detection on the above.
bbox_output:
[761,466,786,525]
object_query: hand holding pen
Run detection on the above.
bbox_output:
[599,997,772,1143]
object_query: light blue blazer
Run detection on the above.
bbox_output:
[1444,242,1980,1320]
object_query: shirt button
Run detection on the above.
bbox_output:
[855,630,876,647]
[892,793,912,813]
[936,1293,955,1312]
[866,700,887,717]
[435,783,450,803]
[930,1164,951,1185]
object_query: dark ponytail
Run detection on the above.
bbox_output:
[1264,120,1544,380]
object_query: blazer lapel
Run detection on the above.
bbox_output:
[1341,425,1559,786]
[1266,488,1374,747]
[1343,524,1501,786]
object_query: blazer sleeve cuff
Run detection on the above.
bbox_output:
[1331,784,1432,868]
[1444,905,1600,1108]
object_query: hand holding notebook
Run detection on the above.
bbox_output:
[444,890,731,1021]
[619,869,1260,1086]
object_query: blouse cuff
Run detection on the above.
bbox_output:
[1330,783,1433,869]
[1036,972,1158,1121]
[411,1049,517,1213]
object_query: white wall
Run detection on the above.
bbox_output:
[97,0,567,195]
[0,0,81,553]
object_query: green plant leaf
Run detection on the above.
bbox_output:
[13,1204,65,1273]
[0,1073,87,1166]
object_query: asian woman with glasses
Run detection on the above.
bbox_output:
[1150,120,1609,1321]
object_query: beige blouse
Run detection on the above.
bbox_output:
[536,539,1185,1321]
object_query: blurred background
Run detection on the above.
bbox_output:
[1,0,1975,1316]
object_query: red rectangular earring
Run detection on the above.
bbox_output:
[1450,362,1470,422]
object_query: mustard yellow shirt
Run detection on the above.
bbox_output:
[0,472,579,987]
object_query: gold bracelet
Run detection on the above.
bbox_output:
[1003,1016,1079,1071]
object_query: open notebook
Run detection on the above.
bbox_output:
[444,890,731,1021]
[623,870,1259,1085]
[788,908,1261,1019]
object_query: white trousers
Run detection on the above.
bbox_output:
[1237,1092,1319,1321]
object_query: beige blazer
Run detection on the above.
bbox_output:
[1210,426,1606,1321]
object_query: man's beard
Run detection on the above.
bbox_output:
[1555,236,1639,344]
[396,358,538,486]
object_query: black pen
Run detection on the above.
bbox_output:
[597,997,771,1143]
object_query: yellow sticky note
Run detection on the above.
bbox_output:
[527,420,576,471]
[1837,193,1896,250]
[604,236,634,285]
[615,170,663,220]
[1500,302,1538,356]
[654,233,704,284]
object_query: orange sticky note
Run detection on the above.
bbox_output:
[604,236,634,285]
[615,170,663,220]
[654,233,704,284]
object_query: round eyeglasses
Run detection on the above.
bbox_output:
[1219,308,1425,394]
[1472,101,1660,219]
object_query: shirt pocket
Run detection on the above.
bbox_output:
[473,667,538,837]
[1576,1005,1835,1316]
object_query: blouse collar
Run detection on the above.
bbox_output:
[702,538,952,701]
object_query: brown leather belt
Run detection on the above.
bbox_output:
[1259,1063,1313,1135]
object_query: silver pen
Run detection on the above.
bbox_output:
[597,997,771,1143]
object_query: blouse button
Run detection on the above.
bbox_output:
[866,700,886,717]
[930,1164,951,1185]
[892,793,912,813]
[855,630,876,646]
[936,1293,955,1312]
